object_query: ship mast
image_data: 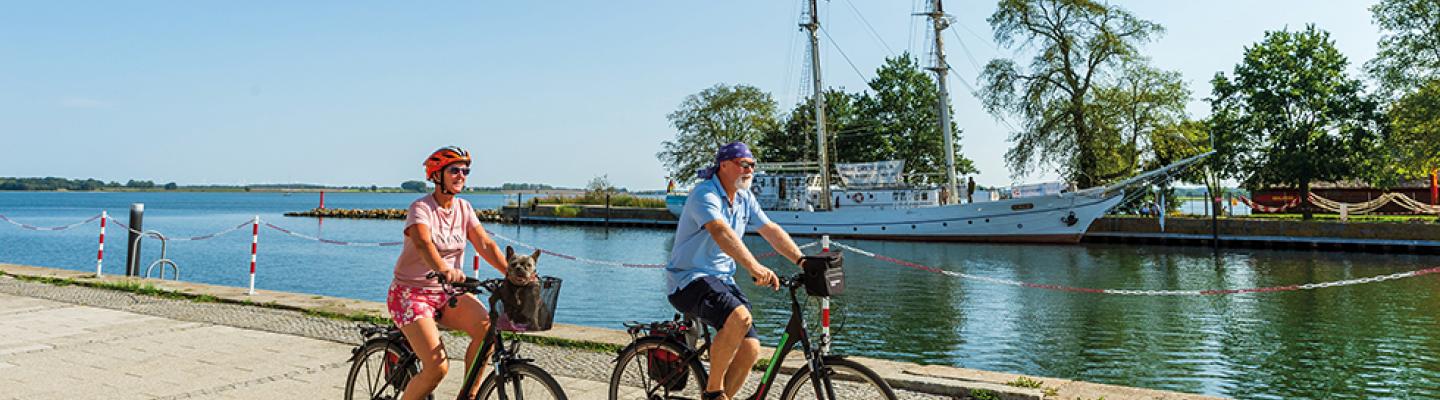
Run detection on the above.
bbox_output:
[925,0,960,202]
[803,0,832,210]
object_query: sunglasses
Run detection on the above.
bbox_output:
[732,160,757,170]
[446,166,471,176]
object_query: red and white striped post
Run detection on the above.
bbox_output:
[248,215,259,295]
[473,252,481,279]
[819,234,831,355]
[95,211,107,276]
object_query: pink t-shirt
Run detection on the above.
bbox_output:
[393,195,482,288]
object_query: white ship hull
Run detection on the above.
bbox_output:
[761,190,1123,244]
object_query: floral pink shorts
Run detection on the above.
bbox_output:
[386,283,451,328]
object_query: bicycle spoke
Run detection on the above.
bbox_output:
[374,353,389,397]
[480,365,563,400]
[782,360,896,400]
[611,341,705,400]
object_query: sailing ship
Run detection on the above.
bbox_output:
[669,0,1209,243]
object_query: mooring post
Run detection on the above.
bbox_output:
[517,192,524,225]
[605,193,612,230]
[125,203,144,276]
[819,234,831,354]
[1212,193,1221,250]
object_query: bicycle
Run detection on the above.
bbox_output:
[346,274,568,400]
[607,252,898,400]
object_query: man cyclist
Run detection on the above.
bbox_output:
[665,141,805,400]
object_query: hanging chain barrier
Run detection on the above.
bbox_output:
[4,213,1438,295]
[829,241,1440,296]
[0,213,102,231]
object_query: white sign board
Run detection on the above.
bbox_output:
[834,160,905,187]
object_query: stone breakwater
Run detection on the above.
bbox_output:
[284,207,510,222]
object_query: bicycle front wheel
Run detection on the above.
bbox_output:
[779,356,897,400]
[345,340,430,400]
[476,362,567,400]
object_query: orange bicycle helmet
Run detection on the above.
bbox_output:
[424,146,471,182]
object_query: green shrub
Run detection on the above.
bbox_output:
[534,194,665,209]
[554,205,582,218]
[1006,376,1044,389]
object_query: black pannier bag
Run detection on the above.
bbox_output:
[646,346,688,391]
[799,251,844,297]
[644,318,692,391]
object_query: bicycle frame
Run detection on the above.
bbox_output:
[750,286,837,399]
[644,284,837,400]
[452,295,525,400]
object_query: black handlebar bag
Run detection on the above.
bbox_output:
[800,251,844,297]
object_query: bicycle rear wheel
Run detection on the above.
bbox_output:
[779,356,897,400]
[476,362,567,400]
[608,337,709,400]
[345,340,431,400]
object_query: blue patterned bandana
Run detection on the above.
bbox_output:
[697,141,755,180]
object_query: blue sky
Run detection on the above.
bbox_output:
[0,1,1381,190]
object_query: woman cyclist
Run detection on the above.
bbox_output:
[388,146,511,400]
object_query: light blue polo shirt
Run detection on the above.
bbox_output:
[665,176,773,293]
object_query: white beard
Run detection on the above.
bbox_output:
[735,175,753,191]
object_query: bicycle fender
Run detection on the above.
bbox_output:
[350,337,399,363]
[613,335,689,363]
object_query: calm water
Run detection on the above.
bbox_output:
[2,192,1437,399]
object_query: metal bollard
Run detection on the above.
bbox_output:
[125,203,144,276]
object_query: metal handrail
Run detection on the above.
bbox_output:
[129,230,180,280]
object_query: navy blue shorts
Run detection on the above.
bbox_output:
[668,276,759,339]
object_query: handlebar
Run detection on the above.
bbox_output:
[424,271,503,293]
[755,273,806,290]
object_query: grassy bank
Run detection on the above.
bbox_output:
[528,193,666,209]
[1109,213,1437,223]
[1234,213,1437,223]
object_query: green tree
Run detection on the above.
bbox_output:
[400,180,428,192]
[1210,25,1383,219]
[163,182,178,190]
[1093,60,1191,177]
[1389,79,1440,178]
[762,89,871,169]
[1366,0,1440,98]
[856,54,976,183]
[586,174,617,195]
[980,0,1163,188]
[657,84,779,184]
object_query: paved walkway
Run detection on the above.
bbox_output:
[0,264,1221,400]
[0,274,932,400]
